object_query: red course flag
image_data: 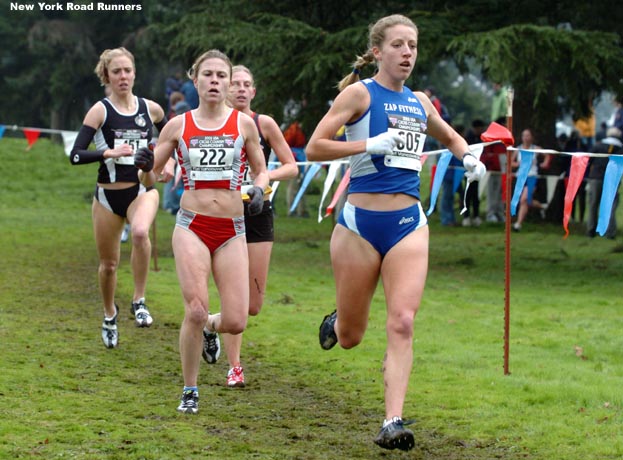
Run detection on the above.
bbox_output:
[23,128,41,150]
[481,122,514,146]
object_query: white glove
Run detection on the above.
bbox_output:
[463,153,486,182]
[365,131,403,155]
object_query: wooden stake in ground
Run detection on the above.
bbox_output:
[151,217,159,272]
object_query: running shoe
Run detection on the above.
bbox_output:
[120,223,130,243]
[131,298,153,328]
[101,304,119,349]
[319,310,338,350]
[373,416,415,451]
[226,365,245,388]
[201,328,220,364]
[176,389,199,414]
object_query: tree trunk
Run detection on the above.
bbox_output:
[512,85,558,149]
[49,106,67,144]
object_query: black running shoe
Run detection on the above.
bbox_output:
[201,328,220,364]
[131,298,153,327]
[177,389,199,414]
[101,304,119,349]
[319,310,338,350]
[373,417,415,451]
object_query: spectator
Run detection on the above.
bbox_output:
[462,119,486,226]
[180,77,199,109]
[165,70,183,112]
[490,83,508,123]
[481,117,507,223]
[585,127,622,238]
[440,152,463,226]
[424,86,451,123]
[167,91,188,120]
[284,118,309,217]
[512,128,549,231]
[595,121,608,142]
[573,104,596,150]
[613,96,623,132]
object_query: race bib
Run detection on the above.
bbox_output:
[113,129,148,165]
[384,115,426,171]
[188,135,235,181]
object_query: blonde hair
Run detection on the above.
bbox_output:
[232,64,254,84]
[94,47,135,86]
[188,49,232,80]
[337,14,418,91]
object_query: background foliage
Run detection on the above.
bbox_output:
[1,0,623,145]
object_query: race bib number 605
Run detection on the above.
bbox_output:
[385,115,426,171]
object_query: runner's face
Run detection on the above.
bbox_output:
[107,56,134,95]
[196,58,230,103]
[229,70,256,110]
[376,25,417,81]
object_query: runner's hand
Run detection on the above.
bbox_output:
[365,132,403,155]
[247,186,264,216]
[134,147,154,172]
[463,153,486,182]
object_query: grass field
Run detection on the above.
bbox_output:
[0,137,622,459]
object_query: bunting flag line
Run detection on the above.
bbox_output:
[545,174,562,206]
[510,149,534,216]
[317,161,342,223]
[269,181,280,202]
[324,168,351,219]
[289,162,322,215]
[61,131,78,157]
[597,155,623,236]
[562,155,589,238]
[426,150,453,216]
[23,128,41,150]
[478,172,490,199]
[3,122,621,238]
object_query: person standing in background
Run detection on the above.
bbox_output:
[490,83,507,123]
[585,127,622,238]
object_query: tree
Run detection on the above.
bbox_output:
[152,1,623,145]
[448,24,623,146]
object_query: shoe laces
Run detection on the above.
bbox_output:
[181,390,197,404]
[228,366,243,377]
[133,299,147,310]
[205,333,218,351]
[386,416,416,428]
[104,328,116,340]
